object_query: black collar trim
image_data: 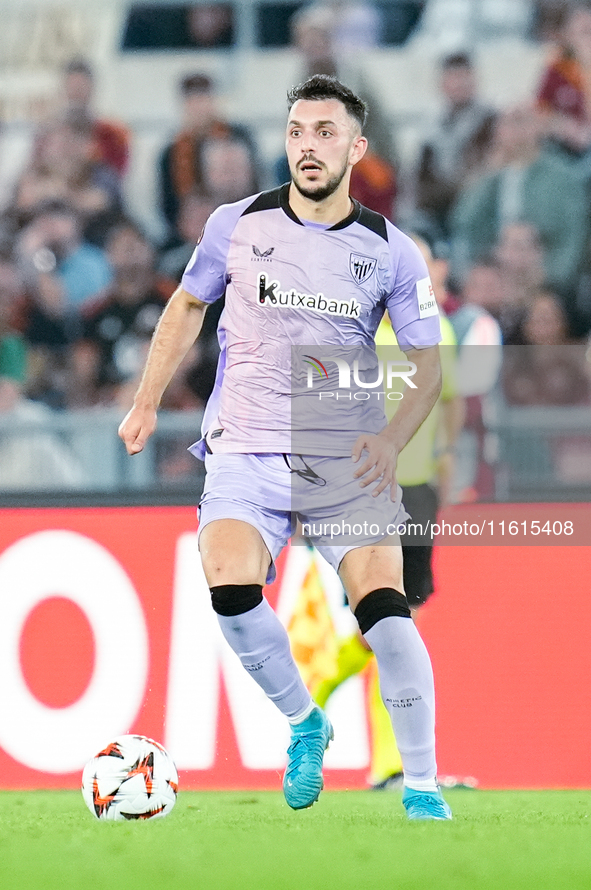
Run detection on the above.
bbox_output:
[279,183,304,225]
[278,183,362,230]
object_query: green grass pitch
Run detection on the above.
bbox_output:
[1,790,590,890]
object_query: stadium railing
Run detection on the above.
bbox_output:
[0,408,205,506]
[1,398,591,504]
[490,403,591,503]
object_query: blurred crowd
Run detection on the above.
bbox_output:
[2,0,591,462]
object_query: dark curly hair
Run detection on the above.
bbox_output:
[287,74,367,131]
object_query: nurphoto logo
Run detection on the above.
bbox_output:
[304,355,417,389]
[302,354,417,401]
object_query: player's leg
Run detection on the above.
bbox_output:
[311,626,404,787]
[367,656,404,788]
[366,537,435,789]
[199,517,270,586]
[338,540,451,820]
[201,518,332,809]
[198,452,333,810]
[200,517,314,722]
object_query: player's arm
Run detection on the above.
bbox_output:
[353,345,442,499]
[118,285,208,455]
[380,345,442,454]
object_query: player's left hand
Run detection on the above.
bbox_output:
[351,432,399,500]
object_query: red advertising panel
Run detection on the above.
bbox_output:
[0,505,589,790]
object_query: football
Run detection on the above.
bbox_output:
[81,734,178,821]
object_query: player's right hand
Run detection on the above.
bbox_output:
[118,406,157,455]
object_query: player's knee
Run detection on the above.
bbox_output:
[210,583,263,616]
[199,522,270,587]
[354,587,411,635]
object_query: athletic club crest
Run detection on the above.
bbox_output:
[349,253,376,285]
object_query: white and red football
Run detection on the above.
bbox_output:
[82,734,178,821]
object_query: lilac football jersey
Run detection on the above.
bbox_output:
[181,184,441,459]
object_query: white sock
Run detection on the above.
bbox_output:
[216,598,312,720]
[288,699,317,725]
[404,777,439,793]
[363,616,437,784]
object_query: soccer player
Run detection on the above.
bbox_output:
[119,75,451,820]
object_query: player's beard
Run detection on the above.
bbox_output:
[292,157,349,202]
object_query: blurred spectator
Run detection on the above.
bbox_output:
[450,259,504,501]
[502,289,591,485]
[258,0,422,47]
[291,5,395,164]
[202,136,258,205]
[74,222,171,405]
[496,222,546,302]
[156,184,225,410]
[158,191,215,283]
[495,221,547,343]
[0,251,66,409]
[60,58,130,178]
[159,73,259,238]
[521,289,574,346]
[573,232,591,332]
[123,3,234,50]
[531,1,571,42]
[451,259,504,392]
[12,204,111,408]
[537,2,591,157]
[378,233,465,510]
[452,256,506,333]
[449,104,591,296]
[503,292,590,405]
[275,6,396,217]
[347,150,396,219]
[0,376,85,490]
[13,120,123,245]
[414,52,496,237]
[291,4,342,76]
[0,257,27,388]
[186,3,234,47]
[16,201,112,314]
[329,0,383,50]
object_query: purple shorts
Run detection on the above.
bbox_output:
[198,453,408,584]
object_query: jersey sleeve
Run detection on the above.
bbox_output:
[181,200,243,304]
[384,228,442,351]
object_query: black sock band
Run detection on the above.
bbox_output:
[354,587,411,635]
[210,583,264,616]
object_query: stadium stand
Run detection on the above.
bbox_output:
[0,0,589,502]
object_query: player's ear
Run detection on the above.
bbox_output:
[349,135,368,167]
